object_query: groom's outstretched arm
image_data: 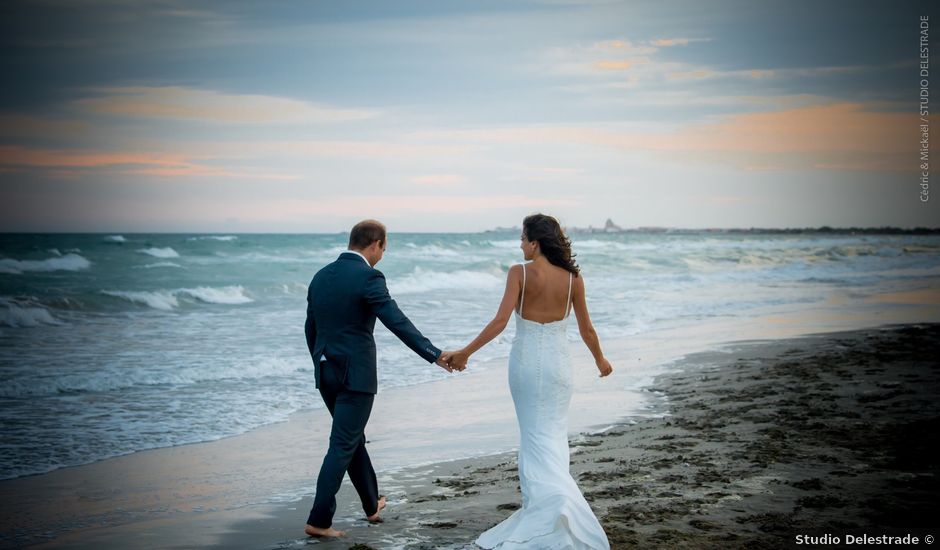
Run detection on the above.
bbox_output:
[364,270,441,363]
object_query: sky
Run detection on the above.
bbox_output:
[0,0,936,232]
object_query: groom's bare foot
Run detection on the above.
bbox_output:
[366,495,386,523]
[304,524,345,537]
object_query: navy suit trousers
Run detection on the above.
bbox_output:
[307,359,379,528]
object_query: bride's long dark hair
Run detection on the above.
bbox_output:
[523,213,580,277]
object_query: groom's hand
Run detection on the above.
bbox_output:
[436,353,454,373]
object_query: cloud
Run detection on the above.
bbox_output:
[120,166,301,180]
[253,194,580,219]
[414,102,922,172]
[69,86,379,124]
[653,101,920,171]
[665,69,716,80]
[0,145,299,180]
[410,174,466,186]
[592,39,658,55]
[168,139,473,160]
[539,42,656,76]
[546,33,886,98]
[593,59,648,71]
[0,145,187,168]
[0,114,92,139]
[665,64,873,82]
[650,38,711,47]
[546,38,711,76]
[672,102,916,157]
[496,164,585,183]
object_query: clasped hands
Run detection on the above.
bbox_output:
[435,349,469,373]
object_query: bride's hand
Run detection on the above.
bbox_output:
[446,349,470,372]
[596,357,613,378]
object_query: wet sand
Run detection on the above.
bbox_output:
[200,322,940,549]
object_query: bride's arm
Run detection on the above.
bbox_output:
[450,265,523,367]
[571,275,613,377]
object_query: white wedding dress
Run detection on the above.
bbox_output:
[476,265,610,550]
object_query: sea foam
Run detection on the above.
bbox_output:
[138,247,180,258]
[102,290,179,311]
[0,253,91,275]
[135,262,183,269]
[390,267,504,294]
[401,243,463,257]
[0,297,61,327]
[102,286,253,310]
[187,235,238,241]
[179,286,253,305]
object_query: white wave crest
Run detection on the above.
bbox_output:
[102,285,252,310]
[486,239,521,249]
[0,253,91,275]
[0,297,62,327]
[134,262,182,269]
[102,290,179,311]
[401,244,463,257]
[103,235,126,243]
[179,286,253,305]
[138,247,180,258]
[187,235,238,241]
[571,239,635,251]
[221,252,310,264]
[390,267,504,294]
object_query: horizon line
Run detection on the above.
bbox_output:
[2,225,939,235]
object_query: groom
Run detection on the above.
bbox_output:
[304,219,456,537]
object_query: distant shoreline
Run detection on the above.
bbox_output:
[3,226,940,236]
[486,225,940,235]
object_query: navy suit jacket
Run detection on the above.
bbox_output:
[305,252,441,394]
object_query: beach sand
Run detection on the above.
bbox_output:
[197,322,939,549]
[2,288,938,549]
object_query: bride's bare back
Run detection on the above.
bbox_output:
[516,259,573,324]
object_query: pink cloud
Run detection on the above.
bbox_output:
[0,145,299,179]
[0,145,187,168]
[671,102,916,156]
[426,102,924,172]
[257,140,471,159]
[593,59,647,71]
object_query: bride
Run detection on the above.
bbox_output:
[444,213,613,550]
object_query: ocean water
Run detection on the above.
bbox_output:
[1,231,939,480]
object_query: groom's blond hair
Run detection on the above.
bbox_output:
[348,219,387,250]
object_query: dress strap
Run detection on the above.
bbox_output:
[519,263,526,315]
[564,273,573,319]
